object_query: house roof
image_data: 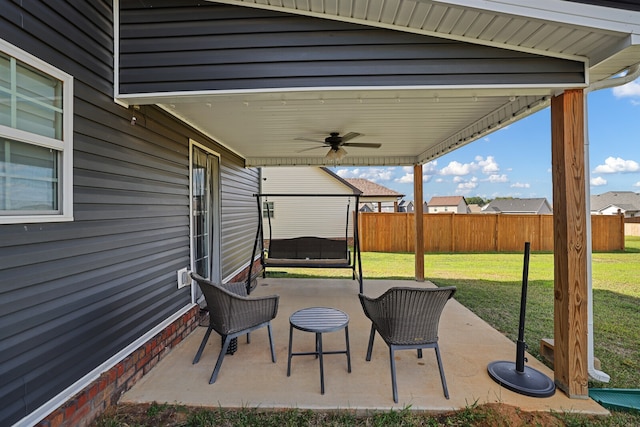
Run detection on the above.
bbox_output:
[483,198,551,213]
[590,191,640,212]
[428,196,466,206]
[119,1,640,168]
[344,178,404,197]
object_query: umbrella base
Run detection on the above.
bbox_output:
[488,360,556,398]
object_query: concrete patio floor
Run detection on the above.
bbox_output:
[121,278,607,415]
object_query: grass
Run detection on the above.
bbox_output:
[94,237,640,426]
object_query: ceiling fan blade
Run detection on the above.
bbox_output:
[340,132,362,142]
[294,137,325,144]
[297,145,329,153]
[342,142,382,148]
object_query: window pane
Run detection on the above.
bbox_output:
[0,54,10,128]
[1,138,59,212]
[16,62,62,139]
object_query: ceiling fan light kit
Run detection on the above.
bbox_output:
[326,146,347,161]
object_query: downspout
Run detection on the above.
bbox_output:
[583,64,640,383]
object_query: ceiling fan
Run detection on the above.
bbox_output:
[295,132,382,160]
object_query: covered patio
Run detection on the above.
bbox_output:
[121,278,607,415]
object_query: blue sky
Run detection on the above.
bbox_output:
[335,78,640,204]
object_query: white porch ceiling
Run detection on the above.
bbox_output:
[123,0,640,167]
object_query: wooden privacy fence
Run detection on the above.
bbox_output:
[358,213,625,253]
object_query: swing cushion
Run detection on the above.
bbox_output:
[265,237,350,267]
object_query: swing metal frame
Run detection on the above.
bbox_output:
[247,193,363,294]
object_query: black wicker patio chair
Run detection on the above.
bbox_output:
[191,273,279,384]
[359,286,456,403]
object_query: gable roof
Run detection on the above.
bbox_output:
[428,196,466,206]
[483,198,552,213]
[591,191,640,211]
[344,178,404,197]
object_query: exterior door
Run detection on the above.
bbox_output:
[190,142,221,295]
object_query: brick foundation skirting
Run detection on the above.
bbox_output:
[36,305,201,427]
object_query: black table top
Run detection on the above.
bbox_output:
[289,307,349,333]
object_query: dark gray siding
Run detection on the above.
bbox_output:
[118,0,585,94]
[221,161,260,279]
[0,2,258,426]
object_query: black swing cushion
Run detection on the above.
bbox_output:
[265,236,350,267]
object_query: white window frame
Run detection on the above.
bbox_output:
[0,39,73,224]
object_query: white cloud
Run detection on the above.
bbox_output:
[439,156,499,176]
[440,160,473,176]
[453,176,464,183]
[612,79,640,98]
[435,178,444,183]
[511,182,530,188]
[487,174,508,183]
[591,176,607,186]
[456,177,479,190]
[634,181,640,187]
[593,157,640,174]
[337,167,395,181]
[395,161,438,184]
[476,155,499,174]
[396,173,413,184]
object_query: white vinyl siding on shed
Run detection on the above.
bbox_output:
[261,167,357,239]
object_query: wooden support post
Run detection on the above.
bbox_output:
[414,164,424,281]
[551,89,589,398]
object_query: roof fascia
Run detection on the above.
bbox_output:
[433,0,640,34]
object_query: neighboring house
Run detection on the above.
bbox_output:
[482,198,553,214]
[591,191,640,218]
[427,196,470,213]
[359,202,376,212]
[344,179,405,212]
[398,200,413,212]
[468,204,484,213]
[260,167,361,239]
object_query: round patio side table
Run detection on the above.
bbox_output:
[287,307,352,394]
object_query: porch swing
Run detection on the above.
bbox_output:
[247,193,363,293]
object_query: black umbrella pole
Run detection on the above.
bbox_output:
[515,241,531,373]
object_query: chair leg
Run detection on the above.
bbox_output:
[209,335,232,384]
[389,346,398,403]
[434,343,449,399]
[267,323,276,363]
[193,326,213,364]
[365,324,376,361]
